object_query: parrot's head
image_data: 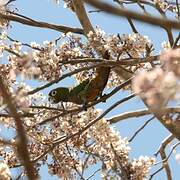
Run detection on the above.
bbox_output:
[48,87,70,103]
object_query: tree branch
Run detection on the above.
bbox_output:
[108,107,180,124]
[85,0,180,29]
[129,116,154,142]
[0,77,36,180]
[153,134,175,180]
[0,11,84,34]
[73,0,94,35]
[52,93,135,145]
[59,55,159,66]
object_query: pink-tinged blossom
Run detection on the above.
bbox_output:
[160,48,180,76]
[0,162,11,180]
[154,0,168,10]
[131,156,155,179]
[133,49,179,110]
[133,68,178,109]
[0,0,15,28]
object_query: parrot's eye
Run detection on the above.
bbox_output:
[51,90,57,96]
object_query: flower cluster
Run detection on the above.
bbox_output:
[161,48,180,76]
[88,29,152,59]
[12,82,44,110]
[63,0,74,11]
[0,162,11,180]
[0,0,16,29]
[1,27,153,89]
[154,0,168,10]
[131,156,155,179]
[9,41,61,81]
[133,48,180,110]
[1,102,150,179]
[0,2,8,28]
[2,149,19,168]
[90,118,130,169]
[90,118,155,179]
[153,0,179,13]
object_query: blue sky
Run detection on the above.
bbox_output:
[4,0,180,179]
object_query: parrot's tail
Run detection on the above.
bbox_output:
[94,50,111,94]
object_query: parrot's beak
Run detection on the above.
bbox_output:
[48,96,55,103]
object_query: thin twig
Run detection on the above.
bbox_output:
[155,141,180,166]
[173,32,180,48]
[0,112,35,118]
[29,105,63,111]
[115,1,138,33]
[176,0,180,19]
[129,116,154,142]
[7,35,43,51]
[65,143,85,180]
[150,166,164,180]
[86,169,101,180]
[153,134,175,180]
[154,135,174,157]
[59,55,159,66]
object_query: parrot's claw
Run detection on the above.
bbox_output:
[83,106,87,111]
[61,102,67,112]
[82,102,88,111]
[62,109,67,113]
[100,93,107,102]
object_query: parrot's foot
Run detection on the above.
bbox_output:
[62,108,67,113]
[100,93,107,102]
[82,102,88,111]
[61,102,67,112]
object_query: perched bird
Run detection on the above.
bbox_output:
[48,51,110,109]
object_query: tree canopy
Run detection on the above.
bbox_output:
[0,0,179,179]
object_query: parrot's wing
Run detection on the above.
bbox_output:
[67,78,90,105]
[69,78,90,97]
[83,51,111,102]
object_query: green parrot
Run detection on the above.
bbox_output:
[48,51,110,108]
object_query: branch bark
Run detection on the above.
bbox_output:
[0,77,36,180]
[0,12,84,34]
[84,0,180,29]
[154,134,174,180]
[108,107,180,124]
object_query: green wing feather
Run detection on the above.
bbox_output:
[69,79,90,96]
[68,79,90,104]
